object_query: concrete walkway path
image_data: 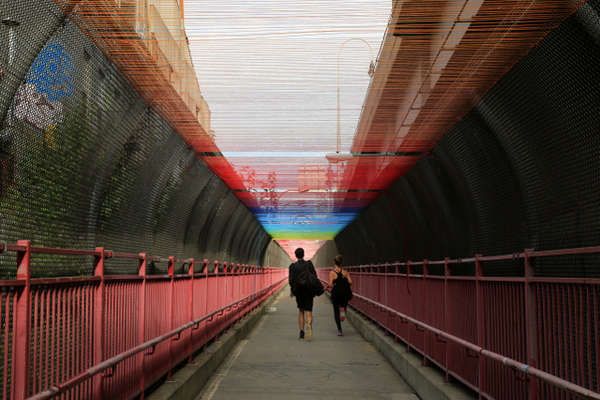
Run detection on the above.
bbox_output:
[196,290,418,400]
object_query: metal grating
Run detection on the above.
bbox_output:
[0,0,284,278]
[334,0,600,277]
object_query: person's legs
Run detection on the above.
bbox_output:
[295,290,305,338]
[298,309,305,331]
[332,302,342,333]
[304,295,314,340]
[304,310,313,340]
[340,301,347,321]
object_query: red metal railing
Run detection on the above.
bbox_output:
[0,241,287,400]
[318,246,600,400]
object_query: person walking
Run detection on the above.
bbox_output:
[289,247,318,340]
[328,255,352,336]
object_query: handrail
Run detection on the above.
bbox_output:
[0,242,270,284]
[350,292,600,400]
[1,241,285,399]
[318,243,600,399]
[0,243,256,267]
[27,277,287,400]
[344,244,600,270]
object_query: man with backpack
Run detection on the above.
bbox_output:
[289,247,319,340]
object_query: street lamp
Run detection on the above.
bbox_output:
[326,38,376,163]
[2,18,20,66]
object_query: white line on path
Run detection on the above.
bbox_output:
[197,294,281,399]
[199,338,250,400]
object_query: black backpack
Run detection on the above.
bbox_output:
[294,261,324,296]
[294,261,311,289]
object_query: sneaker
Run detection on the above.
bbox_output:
[340,308,346,321]
[337,330,343,336]
[305,323,313,341]
[299,330,304,339]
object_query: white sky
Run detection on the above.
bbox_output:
[185,0,391,154]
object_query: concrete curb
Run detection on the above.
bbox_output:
[346,306,475,400]
[147,287,285,400]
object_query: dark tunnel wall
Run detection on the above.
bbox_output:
[0,0,289,277]
[330,1,600,276]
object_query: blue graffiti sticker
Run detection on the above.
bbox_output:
[26,43,75,102]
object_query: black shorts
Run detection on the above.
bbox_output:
[295,289,314,311]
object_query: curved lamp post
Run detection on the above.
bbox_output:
[327,38,375,163]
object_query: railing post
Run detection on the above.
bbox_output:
[524,248,538,400]
[230,263,235,304]
[406,260,411,353]
[422,259,429,366]
[213,260,220,333]
[138,253,148,399]
[187,258,195,363]
[230,262,235,303]
[202,260,209,345]
[443,257,450,382]
[475,254,485,398]
[93,247,105,399]
[222,262,229,307]
[383,263,389,328]
[167,256,175,377]
[390,263,398,337]
[236,263,241,300]
[12,240,31,400]
[253,266,257,304]
[244,264,248,298]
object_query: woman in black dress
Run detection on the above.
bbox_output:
[328,255,352,336]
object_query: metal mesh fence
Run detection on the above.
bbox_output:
[335,0,600,277]
[0,0,283,278]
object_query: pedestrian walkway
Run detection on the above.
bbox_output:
[196,290,418,399]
